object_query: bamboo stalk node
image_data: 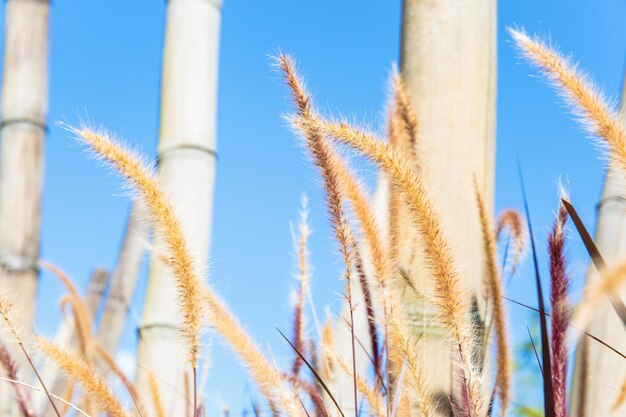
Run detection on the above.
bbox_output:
[156,143,218,163]
[7,0,50,4]
[596,195,626,210]
[106,292,133,305]
[135,0,221,412]
[136,322,183,339]
[194,0,223,10]
[0,254,38,273]
[0,117,47,132]
[87,268,109,300]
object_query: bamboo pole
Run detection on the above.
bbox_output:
[135,1,221,416]
[397,0,497,413]
[97,202,149,355]
[330,3,496,413]
[570,71,626,417]
[0,0,49,337]
[84,268,110,314]
[0,1,49,415]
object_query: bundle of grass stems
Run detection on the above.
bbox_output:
[1,29,625,417]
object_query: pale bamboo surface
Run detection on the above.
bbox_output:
[84,269,110,313]
[135,1,221,416]
[0,0,49,334]
[398,0,496,413]
[0,1,49,415]
[98,202,150,356]
[331,2,497,414]
[570,73,626,417]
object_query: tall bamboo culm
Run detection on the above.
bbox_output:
[135,1,221,416]
[98,202,149,356]
[398,0,496,413]
[570,71,626,417]
[0,0,49,415]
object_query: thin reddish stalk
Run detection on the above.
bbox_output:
[0,343,35,417]
[548,202,570,417]
[0,300,62,417]
[347,287,359,416]
[297,378,329,417]
[291,299,306,380]
[495,209,526,274]
[351,238,381,383]
[193,367,198,417]
[291,204,309,382]
[279,52,359,413]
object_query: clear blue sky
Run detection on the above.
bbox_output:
[1,0,625,415]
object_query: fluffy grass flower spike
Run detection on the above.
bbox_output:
[72,125,302,416]
[70,125,204,370]
[510,28,626,174]
[39,339,131,417]
[495,209,526,275]
[474,179,511,417]
[548,198,571,417]
[317,119,484,416]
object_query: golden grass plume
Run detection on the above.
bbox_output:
[39,338,131,417]
[73,125,302,415]
[333,147,390,291]
[329,346,386,417]
[509,28,626,174]
[318,120,472,344]
[280,60,432,413]
[203,290,303,416]
[148,373,166,417]
[94,343,146,417]
[474,179,511,417]
[279,52,364,414]
[385,301,433,417]
[0,297,62,417]
[316,118,484,415]
[280,53,484,416]
[71,125,205,369]
[391,72,419,162]
[495,209,526,274]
